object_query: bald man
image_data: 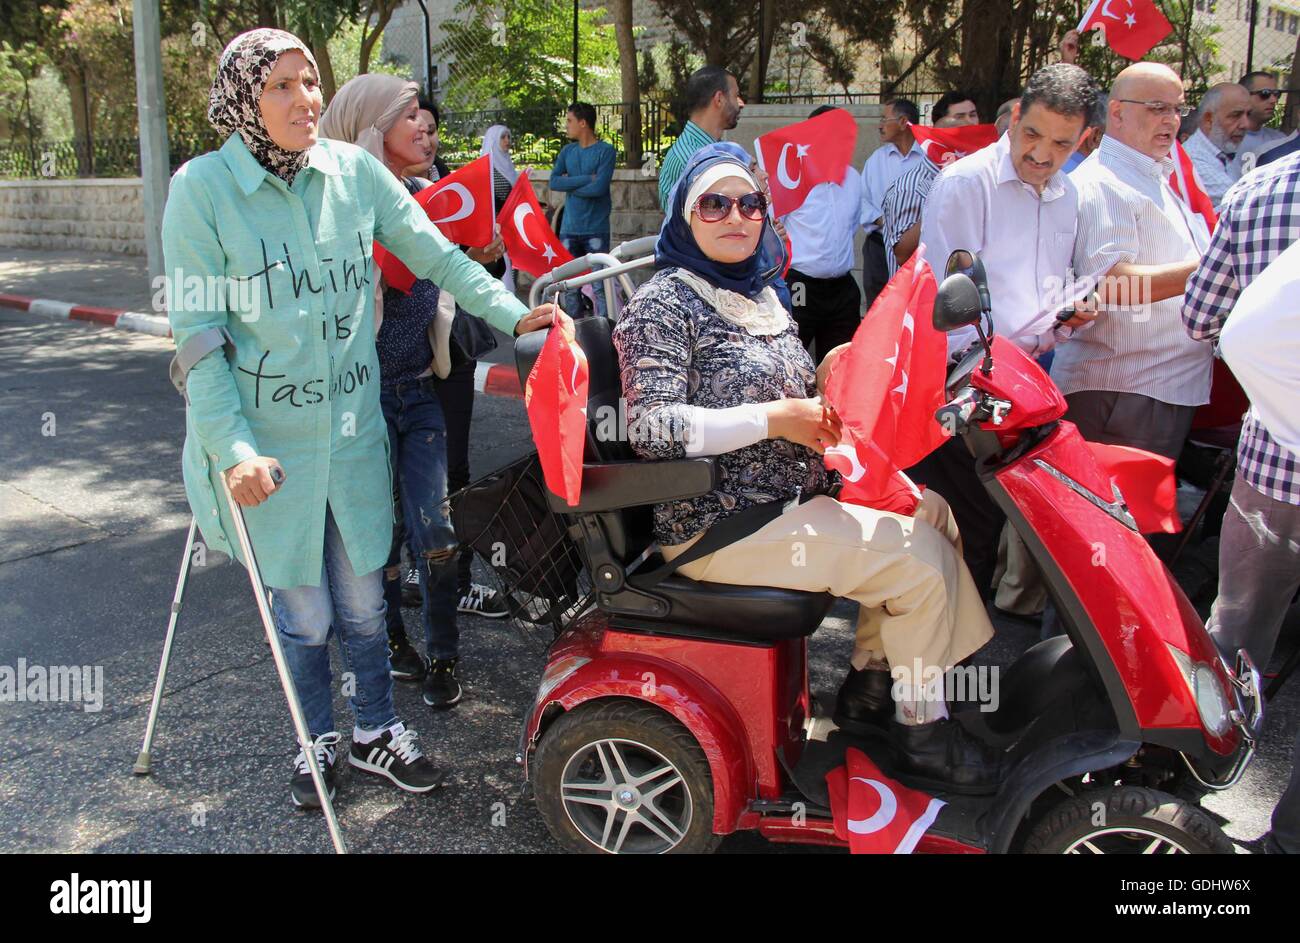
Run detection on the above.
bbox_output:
[1052,63,1213,467]
[1183,82,1252,209]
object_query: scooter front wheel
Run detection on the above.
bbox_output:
[533,699,719,854]
[1022,785,1235,854]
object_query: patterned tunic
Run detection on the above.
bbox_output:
[612,267,834,546]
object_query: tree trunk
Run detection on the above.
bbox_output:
[312,35,338,102]
[959,0,1017,122]
[747,0,776,104]
[59,61,94,177]
[611,0,642,169]
[359,1,398,75]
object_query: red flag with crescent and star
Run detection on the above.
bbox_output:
[822,246,948,515]
[414,153,495,247]
[754,107,859,217]
[826,748,946,853]
[524,310,589,507]
[1078,0,1173,61]
[497,173,574,277]
[907,123,1000,168]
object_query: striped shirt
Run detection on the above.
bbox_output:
[1182,151,1300,505]
[881,158,939,275]
[1050,136,1212,406]
[658,120,717,211]
[861,142,926,235]
[1183,129,1239,210]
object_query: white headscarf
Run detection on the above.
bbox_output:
[480,124,519,184]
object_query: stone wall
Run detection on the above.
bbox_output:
[0,172,664,259]
[0,179,146,256]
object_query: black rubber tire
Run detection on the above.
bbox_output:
[533,698,720,854]
[1022,785,1235,854]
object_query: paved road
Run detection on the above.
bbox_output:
[0,270,1296,853]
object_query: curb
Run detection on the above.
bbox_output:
[0,292,525,400]
[0,293,172,338]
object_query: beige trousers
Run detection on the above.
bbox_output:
[661,492,995,675]
[992,523,1048,616]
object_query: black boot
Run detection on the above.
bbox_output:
[890,717,1004,795]
[833,667,893,734]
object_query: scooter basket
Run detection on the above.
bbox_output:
[449,450,591,635]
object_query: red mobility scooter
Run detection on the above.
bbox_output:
[479,259,1262,854]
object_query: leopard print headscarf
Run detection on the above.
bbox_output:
[207,28,320,186]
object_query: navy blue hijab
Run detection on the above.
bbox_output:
[656,142,789,301]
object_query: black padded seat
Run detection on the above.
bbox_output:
[620,566,835,643]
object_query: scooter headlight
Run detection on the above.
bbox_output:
[1167,644,1231,737]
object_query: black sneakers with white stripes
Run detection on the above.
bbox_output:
[348,723,447,793]
[290,732,341,810]
[457,582,509,618]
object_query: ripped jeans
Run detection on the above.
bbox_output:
[381,380,461,661]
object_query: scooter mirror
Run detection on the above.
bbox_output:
[945,250,991,315]
[933,273,984,332]
[944,250,974,277]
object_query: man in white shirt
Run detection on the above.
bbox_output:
[1182,83,1251,209]
[1234,70,1289,177]
[860,98,924,310]
[783,106,868,364]
[1052,62,1212,463]
[911,62,1100,599]
[920,65,1098,358]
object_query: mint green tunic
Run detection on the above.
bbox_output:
[162,134,527,588]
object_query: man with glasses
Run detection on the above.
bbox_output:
[860,98,923,310]
[1184,83,1252,209]
[1235,71,1290,175]
[1052,63,1212,471]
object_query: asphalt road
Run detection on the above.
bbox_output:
[0,303,1296,854]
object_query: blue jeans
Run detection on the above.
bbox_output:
[561,233,609,319]
[270,506,396,737]
[381,381,461,661]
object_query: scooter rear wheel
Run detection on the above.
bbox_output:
[1022,785,1235,854]
[533,699,719,854]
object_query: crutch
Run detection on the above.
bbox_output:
[133,468,348,854]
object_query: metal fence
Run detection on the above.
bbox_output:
[0,133,220,180]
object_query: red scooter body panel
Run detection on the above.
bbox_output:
[523,611,808,833]
[994,423,1238,756]
[970,336,1067,432]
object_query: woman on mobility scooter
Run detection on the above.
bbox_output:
[610,143,1003,794]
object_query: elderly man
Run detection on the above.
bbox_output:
[1235,71,1290,176]
[1051,63,1212,468]
[1183,83,1251,209]
[911,63,1099,598]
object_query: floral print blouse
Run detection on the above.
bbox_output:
[612,267,834,546]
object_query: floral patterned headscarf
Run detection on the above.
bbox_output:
[207,28,320,186]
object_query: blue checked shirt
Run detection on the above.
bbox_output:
[1182,152,1300,505]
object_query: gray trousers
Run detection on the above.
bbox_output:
[1209,473,1300,853]
[1063,389,1196,461]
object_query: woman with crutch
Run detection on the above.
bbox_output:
[161,29,555,810]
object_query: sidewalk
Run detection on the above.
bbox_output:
[0,247,155,312]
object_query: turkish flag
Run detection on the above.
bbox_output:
[822,247,948,514]
[1169,138,1218,233]
[907,123,999,167]
[415,154,495,247]
[754,108,859,217]
[524,310,589,506]
[826,748,946,853]
[497,173,574,277]
[1079,0,1173,61]
[1085,440,1182,534]
[372,241,416,294]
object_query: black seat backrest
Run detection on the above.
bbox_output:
[514,317,655,563]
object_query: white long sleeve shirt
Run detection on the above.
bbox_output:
[861,142,926,236]
[919,134,1079,356]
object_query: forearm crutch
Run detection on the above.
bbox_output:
[133,472,348,854]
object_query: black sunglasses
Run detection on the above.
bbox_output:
[1250,89,1282,100]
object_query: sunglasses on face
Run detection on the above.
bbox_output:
[693,190,768,222]
[1250,89,1282,100]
